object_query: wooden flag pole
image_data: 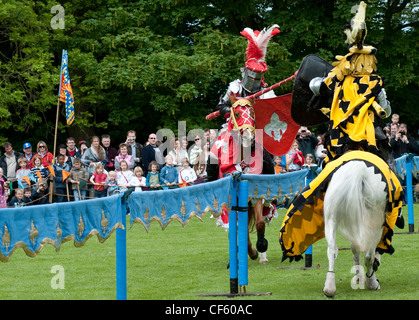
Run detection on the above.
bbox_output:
[52,98,60,162]
[49,98,60,203]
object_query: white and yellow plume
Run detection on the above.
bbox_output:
[344,1,367,49]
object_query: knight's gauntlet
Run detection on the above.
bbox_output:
[309,77,326,96]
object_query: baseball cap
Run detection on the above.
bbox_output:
[23,142,32,149]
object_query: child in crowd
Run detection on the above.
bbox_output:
[286,140,304,171]
[178,157,197,186]
[146,161,160,188]
[69,158,89,201]
[54,154,71,202]
[16,157,32,189]
[106,171,119,196]
[160,155,178,187]
[117,160,134,192]
[90,163,107,198]
[23,187,33,205]
[129,166,146,192]
[30,155,48,185]
[31,181,48,205]
[303,153,317,169]
[273,155,287,174]
[8,188,25,207]
[302,153,319,184]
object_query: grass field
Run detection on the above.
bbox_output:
[0,205,417,300]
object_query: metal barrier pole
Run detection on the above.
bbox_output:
[238,180,248,291]
[116,195,127,300]
[229,184,238,294]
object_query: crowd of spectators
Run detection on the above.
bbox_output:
[1,117,417,208]
[0,130,212,207]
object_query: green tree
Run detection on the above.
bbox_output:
[0,0,417,149]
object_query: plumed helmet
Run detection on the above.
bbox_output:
[240,25,280,93]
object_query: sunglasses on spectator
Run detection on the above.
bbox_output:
[194,138,200,141]
[39,145,45,148]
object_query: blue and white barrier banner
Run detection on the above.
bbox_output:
[0,193,124,262]
[395,154,419,181]
[242,169,309,205]
[129,176,233,231]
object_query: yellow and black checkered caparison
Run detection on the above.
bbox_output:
[279,151,404,262]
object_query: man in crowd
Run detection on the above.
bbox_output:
[22,142,35,168]
[390,123,419,158]
[296,126,318,159]
[66,137,81,159]
[142,133,160,175]
[0,142,21,182]
[125,130,143,169]
[101,134,118,172]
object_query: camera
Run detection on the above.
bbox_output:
[399,131,406,136]
[301,130,306,133]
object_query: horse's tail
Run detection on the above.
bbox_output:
[325,160,387,253]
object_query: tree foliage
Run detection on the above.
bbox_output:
[0,0,418,148]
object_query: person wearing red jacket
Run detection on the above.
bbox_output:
[30,141,54,168]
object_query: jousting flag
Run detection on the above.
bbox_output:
[58,49,75,125]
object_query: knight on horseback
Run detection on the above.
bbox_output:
[279,1,405,297]
[209,25,282,264]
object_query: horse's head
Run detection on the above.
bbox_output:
[229,98,255,148]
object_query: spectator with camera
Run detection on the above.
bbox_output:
[296,126,318,160]
[390,123,419,159]
[387,123,399,142]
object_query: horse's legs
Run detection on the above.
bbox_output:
[247,234,258,260]
[247,205,258,260]
[254,199,268,264]
[365,248,380,290]
[323,216,338,298]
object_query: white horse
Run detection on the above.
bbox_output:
[323,160,386,298]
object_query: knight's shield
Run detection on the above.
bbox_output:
[291,54,333,126]
[253,93,299,156]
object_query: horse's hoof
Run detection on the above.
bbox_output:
[323,271,336,298]
[323,288,335,298]
[366,272,380,290]
[256,233,268,252]
[259,252,268,264]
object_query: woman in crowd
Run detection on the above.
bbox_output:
[81,136,108,177]
[168,138,189,173]
[30,141,54,168]
[115,143,135,171]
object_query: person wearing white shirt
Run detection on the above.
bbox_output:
[178,157,197,185]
